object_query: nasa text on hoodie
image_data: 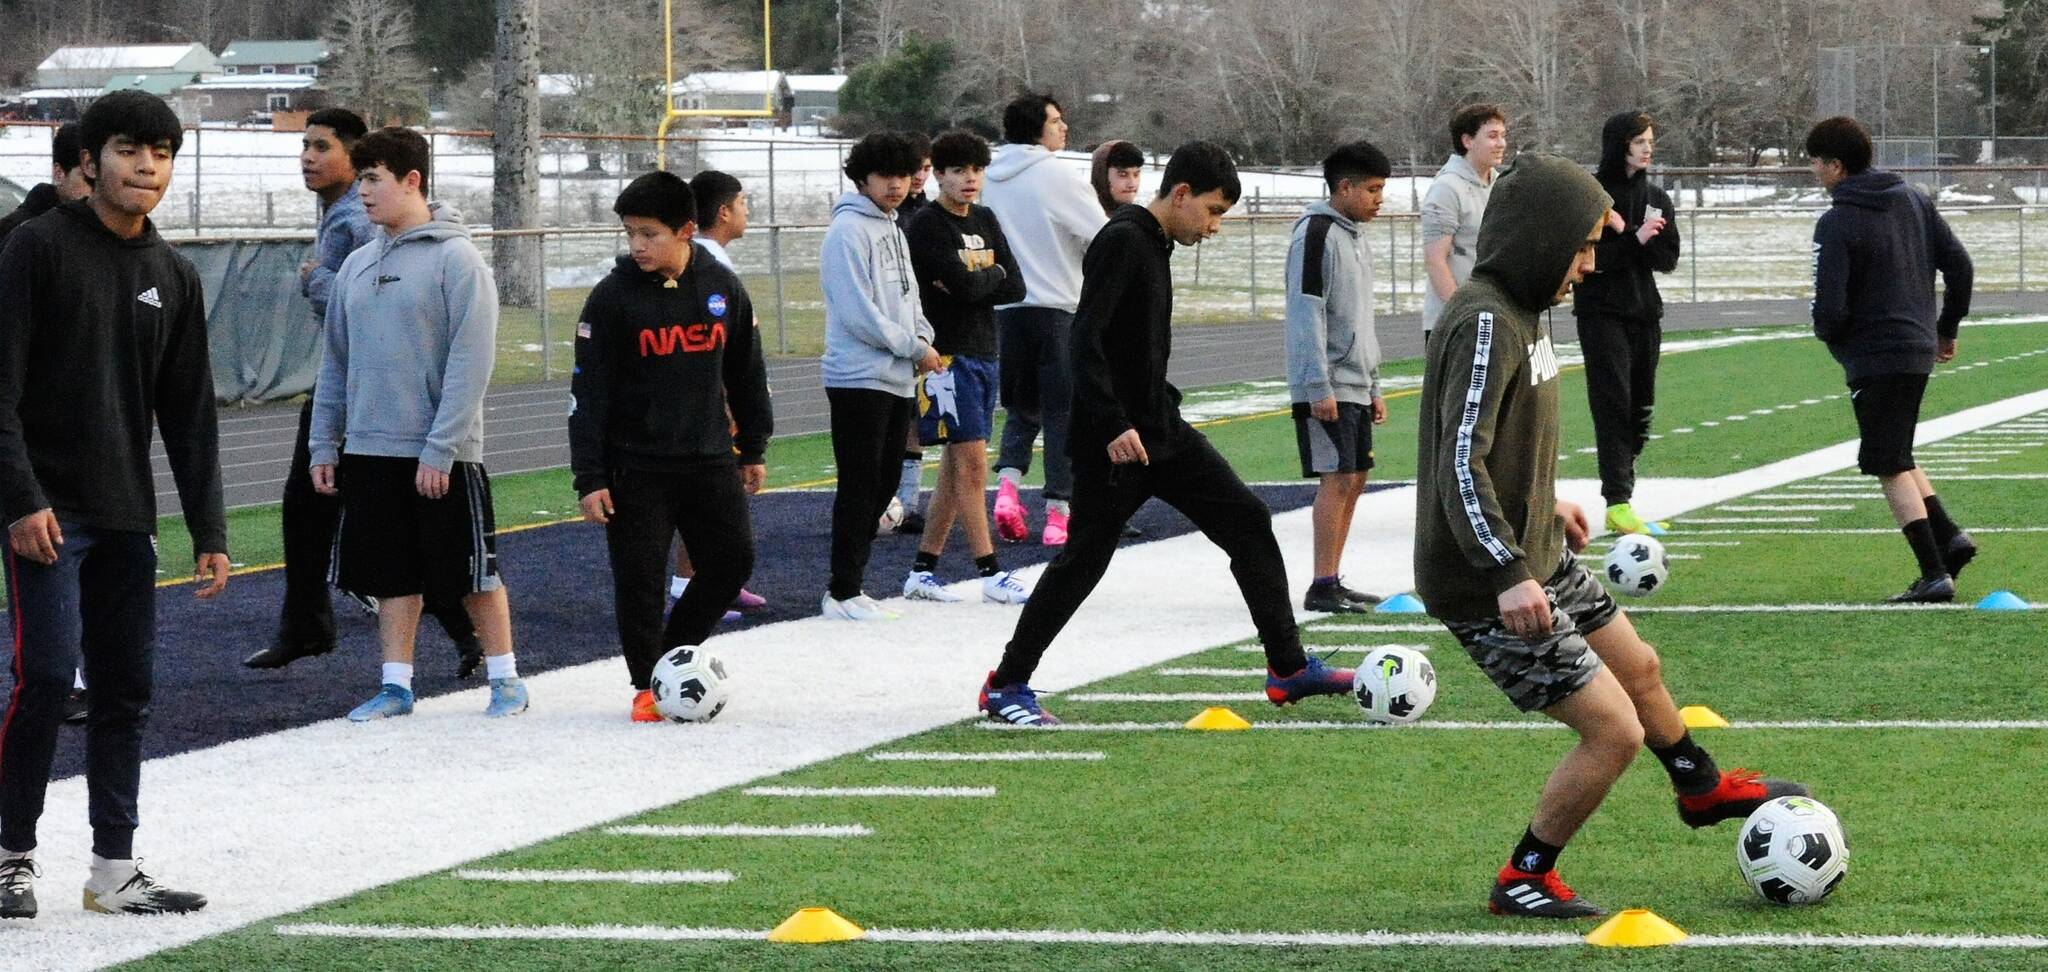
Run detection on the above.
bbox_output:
[979,143,1108,313]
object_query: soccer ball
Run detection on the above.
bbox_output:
[1350,646,1437,725]
[1603,534,1670,596]
[877,495,906,535]
[1736,795,1849,905]
[649,646,732,723]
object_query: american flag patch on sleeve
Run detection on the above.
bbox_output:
[576,321,592,339]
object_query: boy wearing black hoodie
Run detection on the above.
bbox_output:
[977,142,1353,727]
[0,91,223,919]
[0,123,90,241]
[570,172,772,722]
[1574,111,1680,535]
[1416,154,1808,919]
[1806,116,1976,604]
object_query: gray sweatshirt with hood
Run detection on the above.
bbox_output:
[1420,151,1495,334]
[819,190,935,396]
[1284,200,1380,404]
[310,201,497,472]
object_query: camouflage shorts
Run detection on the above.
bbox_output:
[1443,552,1620,713]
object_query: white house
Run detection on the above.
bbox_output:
[36,43,218,90]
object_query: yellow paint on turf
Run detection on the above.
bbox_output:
[1184,706,1253,731]
[766,906,866,943]
[1584,908,1688,947]
[1679,705,1732,728]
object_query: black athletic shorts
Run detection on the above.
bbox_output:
[1293,401,1376,477]
[1848,372,1928,476]
[331,454,501,600]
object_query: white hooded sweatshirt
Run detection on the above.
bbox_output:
[979,143,1108,314]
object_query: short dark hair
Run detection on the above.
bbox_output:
[52,123,82,173]
[1806,116,1872,174]
[1449,103,1506,156]
[929,130,991,171]
[305,107,369,145]
[349,127,431,186]
[843,131,923,183]
[1102,140,1144,170]
[78,91,183,166]
[1322,140,1391,190]
[905,131,931,162]
[1002,93,1061,145]
[614,170,695,230]
[689,170,743,229]
[1156,140,1241,204]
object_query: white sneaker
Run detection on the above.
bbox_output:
[982,571,1031,605]
[821,592,899,621]
[669,575,689,600]
[903,571,963,602]
[82,860,206,915]
[877,496,906,536]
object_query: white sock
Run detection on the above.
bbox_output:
[381,663,414,690]
[89,854,133,890]
[72,669,85,691]
[1047,499,1070,516]
[0,848,29,863]
[896,459,922,509]
[485,653,518,681]
[998,467,1023,486]
[670,575,690,599]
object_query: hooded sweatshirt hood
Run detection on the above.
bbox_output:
[980,143,1107,312]
[1827,168,1911,211]
[1595,111,1653,186]
[1091,140,1134,215]
[1471,154,1614,312]
[987,142,1060,182]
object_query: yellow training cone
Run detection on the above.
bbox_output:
[1184,706,1252,731]
[1584,908,1688,948]
[766,906,866,943]
[1678,705,1730,729]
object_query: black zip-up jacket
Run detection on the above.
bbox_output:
[1573,116,1679,322]
[1066,203,1191,461]
[0,200,226,552]
[0,183,60,244]
[905,201,1025,358]
[569,249,773,496]
[1811,168,1974,381]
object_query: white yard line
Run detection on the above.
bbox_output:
[1675,516,1819,524]
[1625,603,2028,613]
[1063,693,1268,703]
[864,751,1104,762]
[1157,668,1271,676]
[1310,623,1447,633]
[602,824,872,838]
[1238,642,1435,653]
[744,786,996,798]
[454,869,734,885]
[976,719,2048,733]
[1714,504,1852,512]
[1669,526,2048,536]
[1747,494,1878,500]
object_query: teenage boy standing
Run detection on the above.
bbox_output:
[0,91,224,919]
[900,130,1030,606]
[818,131,939,620]
[1806,116,1976,603]
[1285,141,1390,614]
[1090,139,1144,216]
[309,127,528,721]
[571,171,771,722]
[978,142,1353,727]
[1421,104,1507,340]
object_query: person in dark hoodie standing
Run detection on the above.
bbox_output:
[570,171,771,722]
[977,142,1353,727]
[1574,111,1681,536]
[1416,154,1809,920]
[0,90,224,920]
[1806,116,1976,603]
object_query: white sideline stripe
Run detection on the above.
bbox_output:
[1669,554,1703,560]
[1312,623,1445,633]
[1916,450,2021,456]
[1237,642,1435,654]
[1715,504,1852,511]
[270,921,2048,949]
[865,750,1105,762]
[1895,473,2048,480]
[1159,667,1270,676]
[1064,692,1268,703]
[1669,526,2048,536]
[1625,602,2027,613]
[976,719,2048,733]
[602,824,873,838]
[744,785,996,798]
[455,869,735,885]
[1677,516,1818,524]
[1748,493,1879,500]
[1655,540,1747,546]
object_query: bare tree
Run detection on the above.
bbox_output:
[493,0,540,306]
[322,0,430,125]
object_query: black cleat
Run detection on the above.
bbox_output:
[242,639,335,670]
[0,856,37,919]
[1943,533,1978,583]
[62,688,88,725]
[893,512,926,536]
[453,637,485,680]
[1886,574,1956,604]
[82,863,207,916]
[1304,581,1383,614]
[1489,867,1606,919]
[1677,769,1812,828]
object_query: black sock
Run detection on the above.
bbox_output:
[912,550,939,574]
[1648,731,1720,796]
[1266,643,1310,678]
[975,553,1000,577]
[903,449,923,463]
[1508,828,1563,875]
[1903,518,1946,580]
[1923,495,1961,545]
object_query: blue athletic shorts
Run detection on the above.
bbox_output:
[917,354,999,445]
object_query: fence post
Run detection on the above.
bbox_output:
[538,233,552,381]
[191,126,202,234]
[767,142,786,353]
[1248,189,1259,317]
[264,192,274,226]
[2020,205,2027,292]
[1688,206,1698,302]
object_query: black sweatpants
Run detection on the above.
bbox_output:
[827,387,915,600]
[604,465,756,689]
[1,524,155,859]
[992,430,1306,686]
[1577,314,1662,505]
[279,394,478,648]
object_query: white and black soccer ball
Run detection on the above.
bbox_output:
[1736,795,1848,905]
[1604,534,1670,597]
[649,646,732,723]
[1350,646,1437,725]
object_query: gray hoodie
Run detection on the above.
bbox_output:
[1420,152,1495,333]
[819,190,934,396]
[309,201,497,471]
[1285,201,1380,404]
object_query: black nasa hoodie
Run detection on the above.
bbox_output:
[568,247,773,496]
[0,199,227,553]
[1066,203,1191,462]
[1811,169,1974,381]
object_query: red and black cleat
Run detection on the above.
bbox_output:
[1488,866,1607,919]
[1677,768,1811,828]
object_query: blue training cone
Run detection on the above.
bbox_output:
[1645,521,1669,536]
[1376,592,1427,614]
[1976,590,2031,611]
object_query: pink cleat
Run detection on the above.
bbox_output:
[1042,509,1068,546]
[994,478,1029,542]
[733,588,768,611]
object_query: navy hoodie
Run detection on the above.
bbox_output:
[1811,169,1973,380]
[568,247,773,496]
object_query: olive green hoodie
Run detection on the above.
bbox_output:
[1414,155,1613,621]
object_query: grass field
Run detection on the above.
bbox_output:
[104,317,2048,970]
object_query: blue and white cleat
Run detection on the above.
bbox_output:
[981,571,1030,605]
[903,570,963,602]
[347,684,415,722]
[980,672,1059,727]
[485,677,529,718]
